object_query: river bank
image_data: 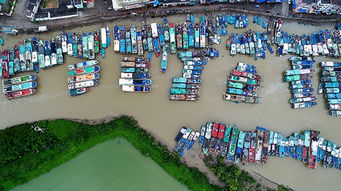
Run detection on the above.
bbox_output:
[1,116,277,191]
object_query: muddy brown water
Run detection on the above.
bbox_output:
[1,15,340,191]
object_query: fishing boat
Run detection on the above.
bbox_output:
[88,32,95,59]
[106,26,111,47]
[131,25,137,54]
[68,60,99,70]
[121,85,151,93]
[293,102,317,109]
[147,26,153,52]
[19,44,26,72]
[31,37,39,72]
[194,23,200,48]
[183,24,189,50]
[57,37,64,65]
[227,127,240,162]
[169,23,176,54]
[25,39,33,71]
[176,24,183,49]
[161,45,168,72]
[163,18,170,42]
[5,89,36,99]
[13,46,21,73]
[68,79,99,90]
[69,88,89,96]
[119,79,152,86]
[44,40,51,68]
[119,26,126,54]
[142,26,148,51]
[113,25,120,52]
[137,28,143,56]
[68,72,100,83]
[82,33,89,59]
[120,72,150,79]
[50,38,57,66]
[94,31,100,54]
[153,37,160,57]
[61,32,68,53]
[3,81,38,93]
[72,34,78,57]
[2,75,36,86]
[67,33,73,56]
[67,65,101,76]
[8,49,15,76]
[101,27,107,48]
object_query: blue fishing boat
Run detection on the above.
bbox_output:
[131,25,137,54]
[158,24,165,47]
[126,27,132,54]
[153,37,160,57]
[106,26,111,47]
[119,26,126,54]
[188,23,195,48]
[19,44,26,71]
[161,45,168,73]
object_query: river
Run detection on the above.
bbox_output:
[12,138,188,191]
[1,14,340,191]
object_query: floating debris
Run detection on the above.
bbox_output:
[119,56,151,93]
[224,63,261,104]
[319,61,341,116]
[284,57,316,109]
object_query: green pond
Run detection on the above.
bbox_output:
[12,138,188,191]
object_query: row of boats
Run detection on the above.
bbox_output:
[226,30,271,60]
[169,51,210,101]
[67,60,101,96]
[176,121,341,169]
[284,57,317,109]
[174,127,200,157]
[118,57,151,92]
[224,63,261,104]
[252,16,268,29]
[215,14,248,29]
[275,24,341,58]
[113,14,222,59]
[2,75,37,99]
[318,61,341,116]
[0,37,64,79]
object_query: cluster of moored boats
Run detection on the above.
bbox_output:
[284,57,316,109]
[175,122,341,170]
[318,61,341,116]
[252,16,268,29]
[226,30,272,59]
[174,127,200,157]
[60,27,111,60]
[215,14,248,29]
[224,63,260,104]
[0,37,64,79]
[67,60,100,96]
[119,57,151,92]
[275,22,341,58]
[2,75,37,99]
[169,51,210,101]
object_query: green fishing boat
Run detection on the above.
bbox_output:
[82,33,89,59]
[67,65,101,76]
[94,31,100,54]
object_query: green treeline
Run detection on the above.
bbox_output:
[0,116,289,191]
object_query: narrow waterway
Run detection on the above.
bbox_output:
[1,14,340,191]
[12,138,189,191]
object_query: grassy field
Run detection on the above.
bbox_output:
[0,116,219,191]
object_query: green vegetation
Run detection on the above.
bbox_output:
[0,116,219,191]
[204,155,257,191]
[0,116,283,191]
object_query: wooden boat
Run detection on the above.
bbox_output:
[5,88,36,99]
[169,23,176,54]
[119,79,152,86]
[67,65,101,76]
[44,40,51,68]
[119,26,126,54]
[67,33,73,56]
[126,27,132,54]
[88,32,95,59]
[68,79,99,90]
[121,85,151,92]
[2,75,36,86]
[61,32,68,53]
[68,60,99,70]
[137,28,143,56]
[82,33,89,59]
[131,25,137,54]
[120,72,150,79]
[38,40,45,68]
[161,45,168,72]
[169,94,199,101]
[3,81,37,93]
[69,88,89,96]
[94,31,100,54]
[25,39,33,71]
[176,24,183,49]
[68,72,100,83]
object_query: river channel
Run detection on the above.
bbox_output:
[1,14,340,191]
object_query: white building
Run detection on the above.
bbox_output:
[112,0,154,10]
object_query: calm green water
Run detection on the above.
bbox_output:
[12,138,188,191]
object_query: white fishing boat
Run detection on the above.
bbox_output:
[44,55,51,67]
[101,27,107,48]
[68,79,98,90]
[200,35,206,48]
[51,53,57,66]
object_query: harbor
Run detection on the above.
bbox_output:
[0,13,341,191]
